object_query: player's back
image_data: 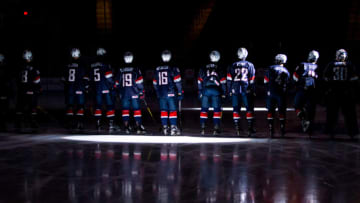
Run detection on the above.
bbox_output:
[154,65,178,97]
[118,66,142,98]
[266,65,290,94]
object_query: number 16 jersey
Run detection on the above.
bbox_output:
[227,60,256,95]
[153,65,182,98]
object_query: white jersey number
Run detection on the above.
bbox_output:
[234,68,248,82]
[69,69,76,82]
[94,68,101,82]
[123,73,132,87]
[21,70,28,83]
[158,71,168,85]
[333,67,347,81]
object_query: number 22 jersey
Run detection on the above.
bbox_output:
[227,60,255,94]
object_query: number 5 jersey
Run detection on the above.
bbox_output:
[115,66,144,99]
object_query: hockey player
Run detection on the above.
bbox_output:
[115,52,146,134]
[63,48,89,130]
[323,49,359,138]
[89,48,116,132]
[0,53,11,131]
[293,50,320,133]
[15,50,41,130]
[264,54,290,137]
[227,47,256,136]
[153,50,183,136]
[198,50,226,135]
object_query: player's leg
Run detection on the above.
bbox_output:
[266,95,275,137]
[121,98,131,134]
[200,94,209,135]
[94,92,103,131]
[232,94,241,135]
[278,94,287,137]
[325,92,339,137]
[212,94,222,136]
[342,95,359,138]
[168,97,180,136]
[306,89,317,133]
[75,94,85,130]
[0,96,8,131]
[29,93,39,129]
[159,97,169,135]
[243,92,255,136]
[65,91,75,129]
[132,98,145,134]
[104,93,116,132]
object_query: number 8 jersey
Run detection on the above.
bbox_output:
[63,61,89,93]
[115,67,144,99]
[227,60,255,94]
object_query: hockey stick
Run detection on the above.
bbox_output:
[141,98,157,124]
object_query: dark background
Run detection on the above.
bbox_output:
[0,0,359,76]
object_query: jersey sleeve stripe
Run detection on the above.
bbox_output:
[33,76,40,84]
[135,76,143,84]
[227,73,232,80]
[293,72,299,82]
[264,76,269,84]
[174,75,181,82]
[105,71,113,78]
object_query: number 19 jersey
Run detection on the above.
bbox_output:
[115,67,144,99]
[227,60,255,94]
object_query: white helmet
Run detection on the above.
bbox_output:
[161,50,172,63]
[308,50,319,63]
[124,52,134,64]
[96,48,106,56]
[237,47,248,60]
[23,50,33,61]
[0,54,4,64]
[71,48,81,58]
[336,49,347,62]
[209,50,220,62]
[275,54,287,65]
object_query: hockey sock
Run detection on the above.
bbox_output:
[213,108,221,126]
[169,111,177,126]
[134,110,142,124]
[160,111,169,126]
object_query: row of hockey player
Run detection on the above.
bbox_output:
[198,48,358,138]
[63,48,183,136]
[0,48,358,138]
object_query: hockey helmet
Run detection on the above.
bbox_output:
[161,50,172,63]
[209,50,220,62]
[237,47,248,60]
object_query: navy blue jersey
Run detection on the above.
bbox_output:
[89,61,114,94]
[153,65,182,98]
[264,65,290,94]
[198,63,226,93]
[227,60,255,94]
[293,62,318,89]
[18,64,41,94]
[115,67,144,99]
[323,61,358,89]
[0,65,11,97]
[63,62,89,92]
